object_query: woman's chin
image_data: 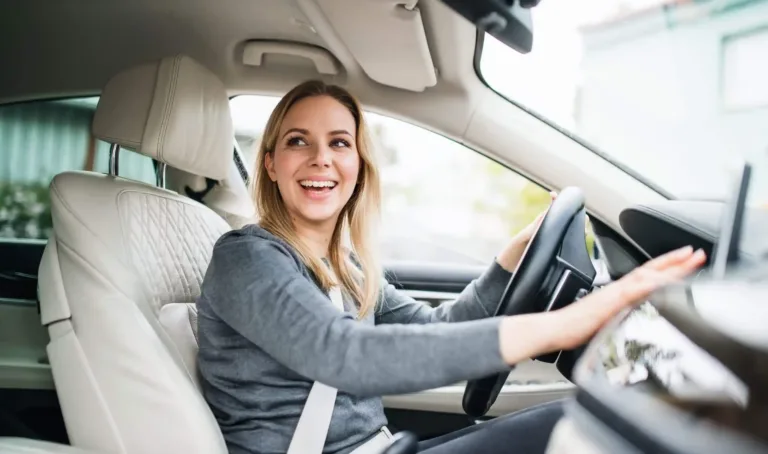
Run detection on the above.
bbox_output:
[297,207,340,226]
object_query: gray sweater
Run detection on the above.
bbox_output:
[197,225,513,454]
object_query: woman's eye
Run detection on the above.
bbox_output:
[330,138,351,148]
[286,136,308,147]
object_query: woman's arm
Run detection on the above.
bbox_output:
[375,261,511,325]
[375,205,546,325]
[203,232,705,397]
[202,233,513,397]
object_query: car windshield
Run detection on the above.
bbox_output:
[479,0,768,204]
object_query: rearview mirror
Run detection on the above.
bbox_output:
[440,0,538,54]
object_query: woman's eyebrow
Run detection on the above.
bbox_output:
[282,128,309,139]
[329,129,353,137]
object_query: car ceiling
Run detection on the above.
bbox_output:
[0,0,481,131]
[0,0,668,237]
[3,0,323,96]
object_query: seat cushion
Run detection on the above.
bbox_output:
[0,438,102,454]
[159,303,200,387]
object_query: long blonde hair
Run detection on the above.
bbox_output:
[252,80,382,318]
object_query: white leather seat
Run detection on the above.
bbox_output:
[0,438,101,454]
[37,55,234,454]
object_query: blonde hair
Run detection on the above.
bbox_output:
[252,80,382,319]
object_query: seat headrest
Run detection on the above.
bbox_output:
[93,55,233,180]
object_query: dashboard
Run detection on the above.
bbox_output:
[619,200,768,266]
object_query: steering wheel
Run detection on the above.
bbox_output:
[462,187,597,418]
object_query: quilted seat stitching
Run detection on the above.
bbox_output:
[121,192,226,311]
[127,194,176,309]
[177,203,215,284]
[153,196,196,305]
[125,197,164,308]
[163,197,198,299]
[141,195,179,306]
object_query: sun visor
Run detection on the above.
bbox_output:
[315,0,437,92]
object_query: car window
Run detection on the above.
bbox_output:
[230,95,596,266]
[478,0,768,203]
[0,97,156,240]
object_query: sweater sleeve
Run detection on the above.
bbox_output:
[376,262,512,325]
[201,234,512,397]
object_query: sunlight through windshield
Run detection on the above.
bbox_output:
[479,0,768,204]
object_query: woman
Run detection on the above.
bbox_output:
[197,80,705,454]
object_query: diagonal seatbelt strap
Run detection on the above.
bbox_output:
[286,284,345,454]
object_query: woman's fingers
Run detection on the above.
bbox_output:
[618,248,706,301]
[595,272,667,313]
[553,247,706,351]
[591,247,706,310]
[666,249,707,277]
[643,246,698,271]
[633,252,705,287]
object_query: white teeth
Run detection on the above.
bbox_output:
[299,180,337,188]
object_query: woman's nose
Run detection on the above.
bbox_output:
[310,144,333,167]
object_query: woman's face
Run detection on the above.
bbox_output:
[266,95,361,230]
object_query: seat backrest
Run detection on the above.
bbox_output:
[37,55,235,454]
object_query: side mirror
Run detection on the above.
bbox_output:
[439,0,537,53]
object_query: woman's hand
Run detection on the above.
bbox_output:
[498,246,706,365]
[495,191,557,272]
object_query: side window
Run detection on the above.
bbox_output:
[230,95,595,266]
[0,97,156,240]
[722,27,768,111]
[367,113,593,266]
[230,95,279,168]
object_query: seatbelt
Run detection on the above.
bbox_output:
[286,284,345,454]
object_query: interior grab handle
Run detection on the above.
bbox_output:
[242,40,339,75]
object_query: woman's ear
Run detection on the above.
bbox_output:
[265,152,277,182]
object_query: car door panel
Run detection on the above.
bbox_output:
[0,302,51,391]
[384,381,574,417]
[0,240,51,391]
[0,241,63,442]
[385,262,488,294]
[1,240,45,301]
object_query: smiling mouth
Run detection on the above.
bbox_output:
[298,180,338,194]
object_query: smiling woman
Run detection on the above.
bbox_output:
[251,80,383,318]
[198,77,706,454]
[265,98,363,229]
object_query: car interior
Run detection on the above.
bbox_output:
[1,0,767,453]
